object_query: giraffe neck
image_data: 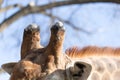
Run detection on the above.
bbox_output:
[73,56,120,80]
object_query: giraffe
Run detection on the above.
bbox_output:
[1,22,120,80]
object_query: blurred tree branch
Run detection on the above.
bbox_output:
[0,4,23,13]
[0,0,3,8]
[0,0,120,32]
[42,12,91,33]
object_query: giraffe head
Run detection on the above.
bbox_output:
[2,22,92,80]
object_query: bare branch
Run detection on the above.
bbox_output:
[0,0,120,32]
[42,12,90,34]
[0,0,3,8]
[0,4,23,13]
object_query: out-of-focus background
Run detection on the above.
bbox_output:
[0,0,120,79]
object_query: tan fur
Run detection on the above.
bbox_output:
[10,60,41,80]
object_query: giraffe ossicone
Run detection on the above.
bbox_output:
[25,23,39,31]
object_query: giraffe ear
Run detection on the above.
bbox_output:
[1,62,17,75]
[70,61,92,80]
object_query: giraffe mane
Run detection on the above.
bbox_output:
[65,46,120,58]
